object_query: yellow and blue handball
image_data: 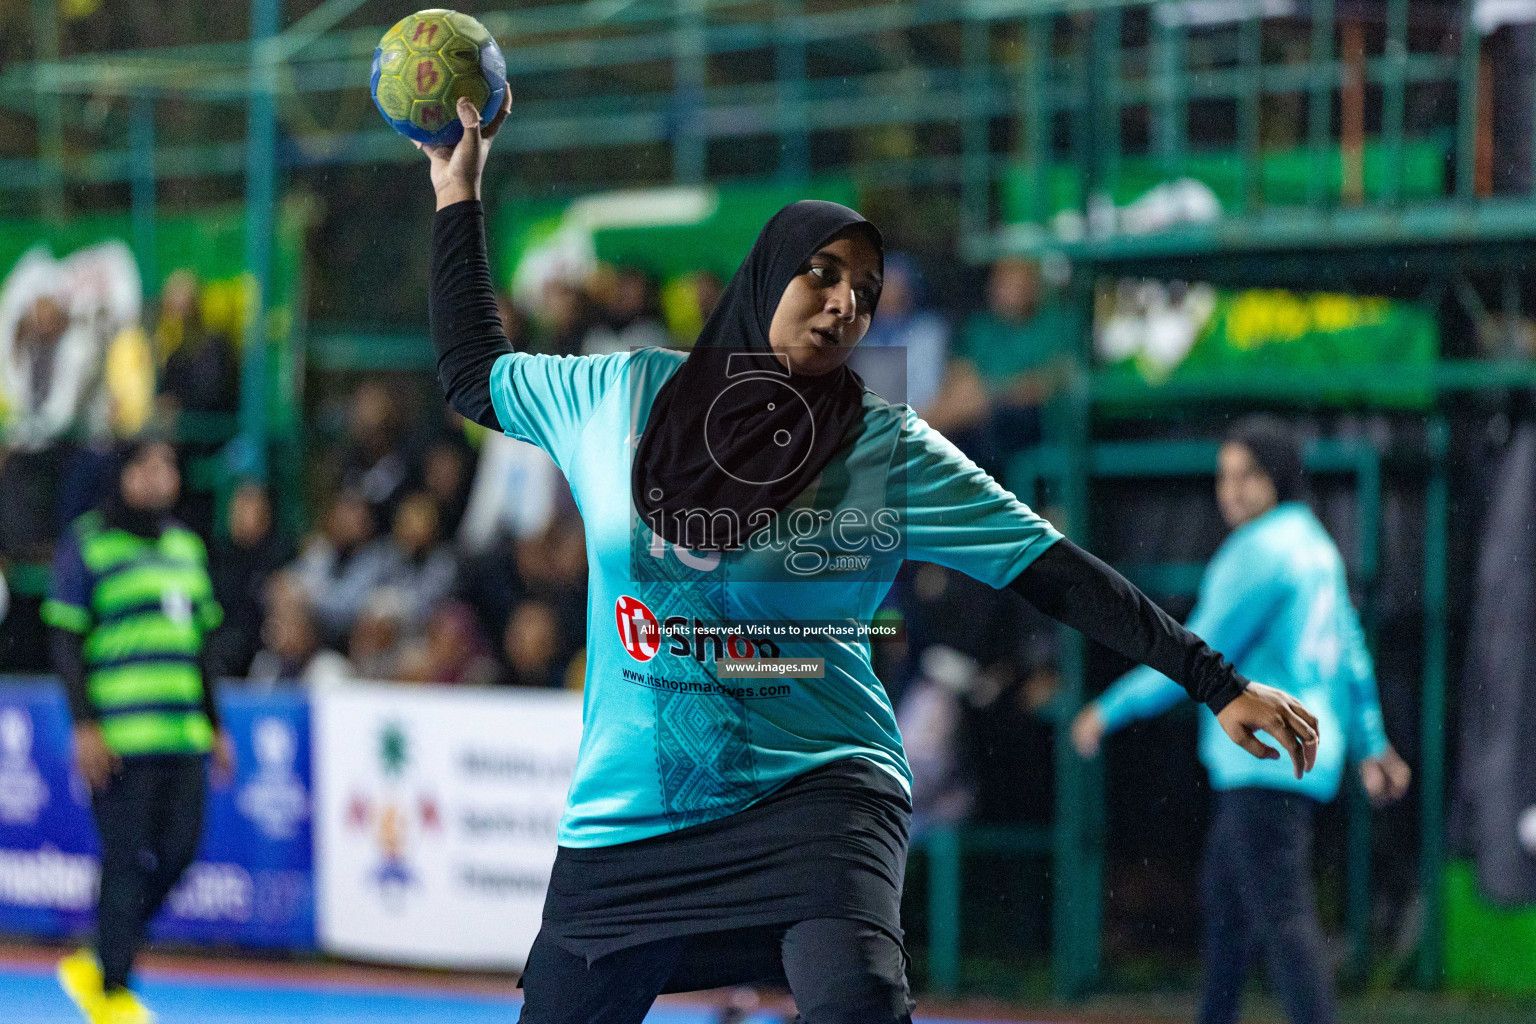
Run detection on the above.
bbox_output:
[371,9,507,146]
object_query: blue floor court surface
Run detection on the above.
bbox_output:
[0,961,1051,1024]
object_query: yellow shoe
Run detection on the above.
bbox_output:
[101,989,157,1024]
[56,950,106,1021]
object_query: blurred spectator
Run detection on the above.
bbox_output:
[456,531,525,655]
[380,491,458,629]
[496,290,534,352]
[151,270,196,361]
[846,252,949,415]
[961,659,1059,826]
[537,279,594,357]
[583,265,672,355]
[517,519,588,657]
[155,269,239,417]
[0,447,64,560]
[396,600,498,686]
[103,321,156,438]
[895,644,980,833]
[420,426,475,537]
[660,269,725,345]
[458,507,585,669]
[902,563,1012,671]
[1,241,140,452]
[899,561,1058,826]
[0,264,106,554]
[10,296,74,435]
[458,432,561,556]
[499,599,567,688]
[247,572,354,689]
[290,489,393,642]
[695,271,724,323]
[927,257,1075,470]
[334,380,413,534]
[207,481,293,677]
[349,588,408,680]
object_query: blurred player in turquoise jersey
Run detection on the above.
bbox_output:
[1073,416,1411,1024]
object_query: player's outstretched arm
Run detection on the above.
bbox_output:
[1010,537,1320,778]
[423,92,517,431]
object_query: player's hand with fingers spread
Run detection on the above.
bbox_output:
[416,88,513,210]
[1216,681,1321,779]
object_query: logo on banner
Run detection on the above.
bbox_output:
[0,707,47,825]
[616,595,660,661]
[167,862,254,922]
[345,721,442,911]
[237,717,309,841]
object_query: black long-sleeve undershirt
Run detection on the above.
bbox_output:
[429,199,512,430]
[50,626,223,733]
[428,199,1246,716]
[51,627,97,724]
[1008,538,1248,715]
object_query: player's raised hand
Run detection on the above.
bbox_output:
[1215,681,1321,780]
[416,88,513,209]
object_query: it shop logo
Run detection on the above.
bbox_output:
[615,596,781,665]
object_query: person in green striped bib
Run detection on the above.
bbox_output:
[43,438,233,1024]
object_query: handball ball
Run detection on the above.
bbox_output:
[371,9,507,147]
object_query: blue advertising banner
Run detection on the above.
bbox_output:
[0,680,314,950]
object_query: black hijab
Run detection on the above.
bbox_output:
[632,201,883,551]
[102,437,176,539]
[1228,414,1305,503]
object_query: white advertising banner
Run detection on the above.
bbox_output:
[314,680,581,968]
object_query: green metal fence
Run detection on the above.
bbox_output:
[7,1,1528,221]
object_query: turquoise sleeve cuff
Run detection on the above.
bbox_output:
[1096,665,1166,732]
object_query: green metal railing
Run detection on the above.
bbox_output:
[911,823,1053,995]
[5,1,1519,227]
[1416,417,1449,988]
[6,0,1528,483]
[992,0,1536,264]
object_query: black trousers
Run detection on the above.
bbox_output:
[518,917,914,1024]
[1199,787,1336,1024]
[91,754,207,991]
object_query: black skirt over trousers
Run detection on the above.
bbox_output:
[519,758,916,1024]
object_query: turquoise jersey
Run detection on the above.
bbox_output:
[1094,502,1389,802]
[488,347,1062,846]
